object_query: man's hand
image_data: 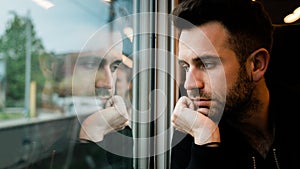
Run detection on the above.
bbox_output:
[79,95,130,142]
[171,96,220,145]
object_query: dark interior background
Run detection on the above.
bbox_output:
[258,0,300,25]
[258,0,300,91]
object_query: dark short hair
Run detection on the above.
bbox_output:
[172,0,274,64]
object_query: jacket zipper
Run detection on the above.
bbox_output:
[272,148,280,169]
[252,148,281,169]
[252,156,257,169]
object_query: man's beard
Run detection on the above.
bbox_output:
[223,65,258,123]
[95,88,113,108]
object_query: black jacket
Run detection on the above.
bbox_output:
[171,86,300,169]
[69,126,133,169]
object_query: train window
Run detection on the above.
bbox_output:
[0,0,133,119]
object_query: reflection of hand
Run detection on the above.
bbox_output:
[171,96,220,145]
[79,95,130,142]
[105,95,131,128]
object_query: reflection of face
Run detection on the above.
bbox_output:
[72,49,123,106]
[178,22,254,122]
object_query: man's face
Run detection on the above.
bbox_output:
[178,22,254,122]
[72,48,123,107]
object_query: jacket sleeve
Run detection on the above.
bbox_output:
[69,126,133,169]
[186,143,225,169]
[170,131,193,169]
[69,140,111,169]
[171,130,226,169]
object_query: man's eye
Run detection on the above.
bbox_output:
[196,61,218,70]
[203,62,216,69]
[110,63,120,72]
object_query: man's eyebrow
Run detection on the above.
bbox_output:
[192,55,220,63]
[111,59,122,65]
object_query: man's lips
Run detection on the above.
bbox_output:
[192,99,211,116]
[192,99,211,107]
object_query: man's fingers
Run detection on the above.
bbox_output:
[105,95,124,108]
[172,96,194,123]
[105,95,129,119]
[177,96,194,110]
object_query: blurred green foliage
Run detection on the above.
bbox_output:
[0,12,51,108]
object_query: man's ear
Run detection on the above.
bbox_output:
[249,48,270,82]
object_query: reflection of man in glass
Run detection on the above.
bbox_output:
[34,29,129,169]
[75,50,130,141]
[66,30,133,169]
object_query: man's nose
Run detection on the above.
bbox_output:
[184,67,204,90]
[95,67,114,89]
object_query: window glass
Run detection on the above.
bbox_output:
[0,1,134,168]
[0,0,132,119]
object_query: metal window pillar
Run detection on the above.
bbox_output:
[132,0,177,168]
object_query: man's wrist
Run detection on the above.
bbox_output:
[199,142,221,147]
[78,138,95,144]
[79,128,104,143]
[194,127,221,145]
